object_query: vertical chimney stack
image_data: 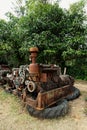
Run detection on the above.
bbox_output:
[29,47,39,74]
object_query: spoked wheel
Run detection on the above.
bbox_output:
[65,86,80,101]
[26,99,69,119]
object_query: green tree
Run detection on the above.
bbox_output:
[0,0,87,80]
[11,0,26,17]
[62,0,87,60]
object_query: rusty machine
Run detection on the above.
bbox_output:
[2,47,80,118]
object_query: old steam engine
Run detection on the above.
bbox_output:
[4,47,80,118]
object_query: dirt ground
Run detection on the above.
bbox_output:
[0,80,87,130]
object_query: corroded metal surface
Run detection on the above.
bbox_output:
[1,47,75,110]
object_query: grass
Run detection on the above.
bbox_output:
[84,101,87,115]
[0,87,25,114]
[84,95,87,115]
[0,88,10,100]
[85,97,87,101]
[80,91,87,115]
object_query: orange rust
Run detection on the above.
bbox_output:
[29,47,39,52]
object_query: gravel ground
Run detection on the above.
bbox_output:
[0,80,87,130]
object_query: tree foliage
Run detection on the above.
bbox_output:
[0,0,87,79]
